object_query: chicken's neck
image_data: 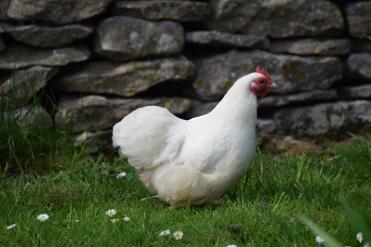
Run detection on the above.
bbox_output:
[211,85,258,127]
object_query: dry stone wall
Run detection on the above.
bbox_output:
[0,0,370,150]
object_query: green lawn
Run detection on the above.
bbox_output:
[0,133,370,246]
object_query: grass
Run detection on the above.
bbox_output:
[0,129,370,246]
[0,88,76,175]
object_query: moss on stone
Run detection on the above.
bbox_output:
[164,100,173,110]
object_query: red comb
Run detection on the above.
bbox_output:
[256,66,272,83]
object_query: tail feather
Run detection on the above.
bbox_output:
[112,106,184,170]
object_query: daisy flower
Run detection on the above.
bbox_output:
[111,218,119,224]
[315,235,325,245]
[227,244,237,247]
[364,243,370,247]
[159,229,171,237]
[105,209,117,217]
[173,230,183,240]
[116,172,127,179]
[37,213,49,222]
[357,232,364,243]
[6,224,16,230]
[123,216,130,222]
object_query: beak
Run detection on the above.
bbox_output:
[270,82,278,88]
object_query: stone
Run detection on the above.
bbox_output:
[345,1,371,39]
[75,130,112,153]
[259,90,338,108]
[0,0,10,20]
[0,45,90,69]
[262,136,323,155]
[351,40,371,52]
[0,36,4,52]
[339,85,371,99]
[207,0,344,38]
[347,53,371,79]
[5,105,52,129]
[7,0,114,24]
[113,1,210,22]
[55,57,195,97]
[256,119,276,135]
[186,101,217,118]
[0,66,58,106]
[270,39,350,56]
[274,100,371,136]
[0,23,93,48]
[186,31,268,49]
[193,50,342,100]
[55,95,193,132]
[95,16,184,61]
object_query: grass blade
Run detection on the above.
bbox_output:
[302,216,342,247]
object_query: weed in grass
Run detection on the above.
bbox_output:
[0,78,86,175]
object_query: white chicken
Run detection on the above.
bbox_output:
[112,67,276,207]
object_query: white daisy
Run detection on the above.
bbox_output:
[111,218,119,224]
[357,232,364,243]
[105,209,117,217]
[116,172,127,179]
[159,229,171,236]
[123,216,130,222]
[173,230,183,240]
[227,244,237,247]
[364,243,370,247]
[37,213,49,222]
[6,224,16,230]
[315,235,325,245]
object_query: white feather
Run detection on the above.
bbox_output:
[113,106,184,170]
[112,72,265,207]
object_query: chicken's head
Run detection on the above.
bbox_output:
[249,67,277,97]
